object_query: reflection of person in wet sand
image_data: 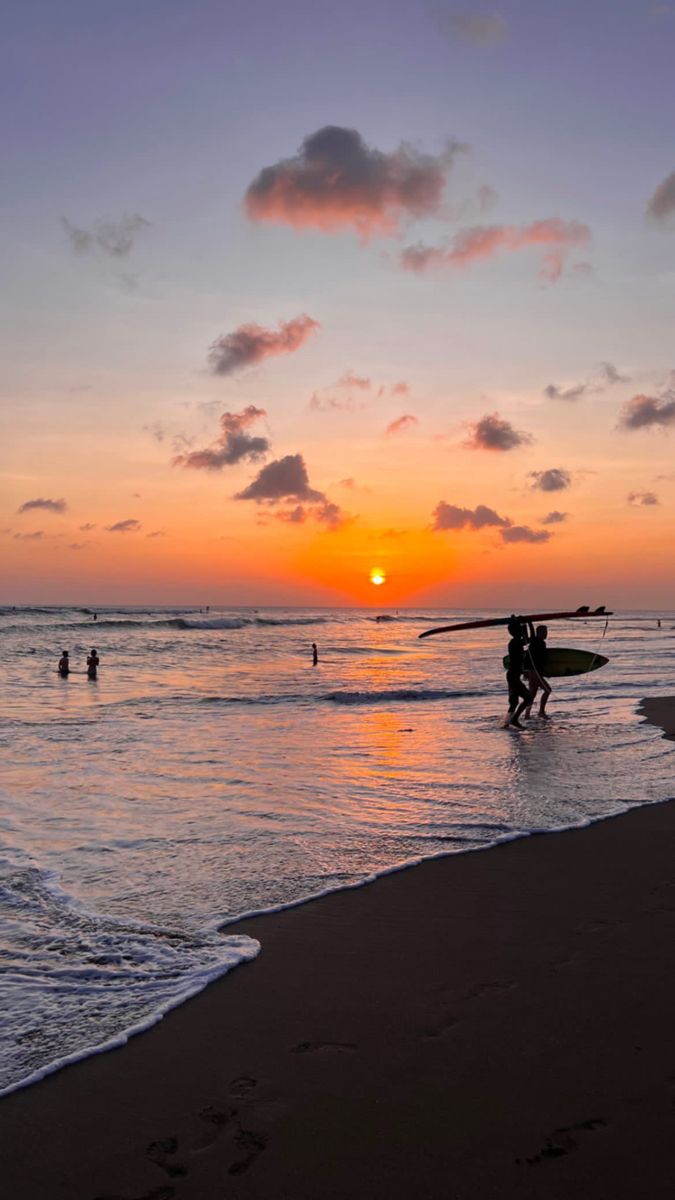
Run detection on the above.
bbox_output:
[86,648,100,680]
[504,618,532,730]
[58,650,70,677]
[524,622,552,720]
[312,642,318,666]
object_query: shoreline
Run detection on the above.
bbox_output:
[2,699,674,1198]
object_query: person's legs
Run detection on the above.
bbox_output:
[523,672,539,719]
[539,679,552,717]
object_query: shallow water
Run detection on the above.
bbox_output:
[1,605,674,1094]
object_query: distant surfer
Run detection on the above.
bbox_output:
[523,623,552,720]
[312,642,318,666]
[58,650,70,677]
[93,612,97,621]
[504,618,533,729]
[86,648,100,680]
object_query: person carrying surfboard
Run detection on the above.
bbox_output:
[505,617,533,729]
[523,623,552,720]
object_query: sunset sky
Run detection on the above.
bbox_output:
[3,0,675,607]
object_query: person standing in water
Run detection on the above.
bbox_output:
[312,642,318,666]
[86,648,100,680]
[58,650,70,677]
[504,617,532,729]
[523,623,552,720]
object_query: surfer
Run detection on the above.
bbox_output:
[58,650,70,677]
[312,642,318,666]
[523,623,552,720]
[504,618,533,729]
[86,648,100,680]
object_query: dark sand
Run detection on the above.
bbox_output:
[2,703,675,1200]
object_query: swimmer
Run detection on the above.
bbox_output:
[312,642,318,666]
[58,650,70,677]
[86,648,100,680]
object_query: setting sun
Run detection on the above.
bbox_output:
[370,568,386,586]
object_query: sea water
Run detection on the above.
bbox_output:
[1,605,674,1095]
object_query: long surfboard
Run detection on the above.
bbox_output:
[502,648,609,678]
[419,605,611,639]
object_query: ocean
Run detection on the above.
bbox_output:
[1,604,674,1097]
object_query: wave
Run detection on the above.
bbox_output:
[199,687,485,707]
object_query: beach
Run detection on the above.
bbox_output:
[1,698,673,1199]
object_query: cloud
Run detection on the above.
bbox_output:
[13,531,45,541]
[544,360,629,401]
[386,414,418,436]
[618,391,675,430]
[79,522,96,531]
[434,9,509,45]
[144,421,166,443]
[67,542,87,550]
[235,453,346,528]
[529,468,572,492]
[337,372,371,391]
[207,315,319,376]
[390,381,410,397]
[309,391,363,414]
[465,412,533,451]
[541,510,569,525]
[627,491,659,506]
[500,525,552,544]
[433,502,510,531]
[647,171,675,222]
[173,406,269,470]
[245,125,465,238]
[147,530,167,537]
[62,213,150,257]
[105,519,141,533]
[401,218,591,280]
[17,497,67,514]
[235,454,325,504]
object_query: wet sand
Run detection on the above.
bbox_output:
[2,700,675,1199]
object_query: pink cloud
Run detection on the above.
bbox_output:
[208,315,319,376]
[337,372,371,391]
[245,125,464,238]
[401,218,591,280]
[386,414,418,436]
[390,381,410,397]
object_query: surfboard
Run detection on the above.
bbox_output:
[502,648,609,678]
[419,606,610,639]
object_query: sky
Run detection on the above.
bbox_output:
[2,0,675,607]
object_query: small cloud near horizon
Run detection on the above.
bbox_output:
[545,361,629,401]
[627,491,659,506]
[500,525,552,544]
[245,125,466,238]
[208,315,319,376]
[17,497,67,514]
[105,519,141,533]
[433,501,510,531]
[465,412,533,451]
[541,510,569,525]
[13,531,45,541]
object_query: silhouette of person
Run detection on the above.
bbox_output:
[93,612,97,621]
[58,650,70,677]
[523,622,552,719]
[87,648,100,680]
[312,642,318,666]
[504,617,532,729]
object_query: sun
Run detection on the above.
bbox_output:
[369,568,386,586]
